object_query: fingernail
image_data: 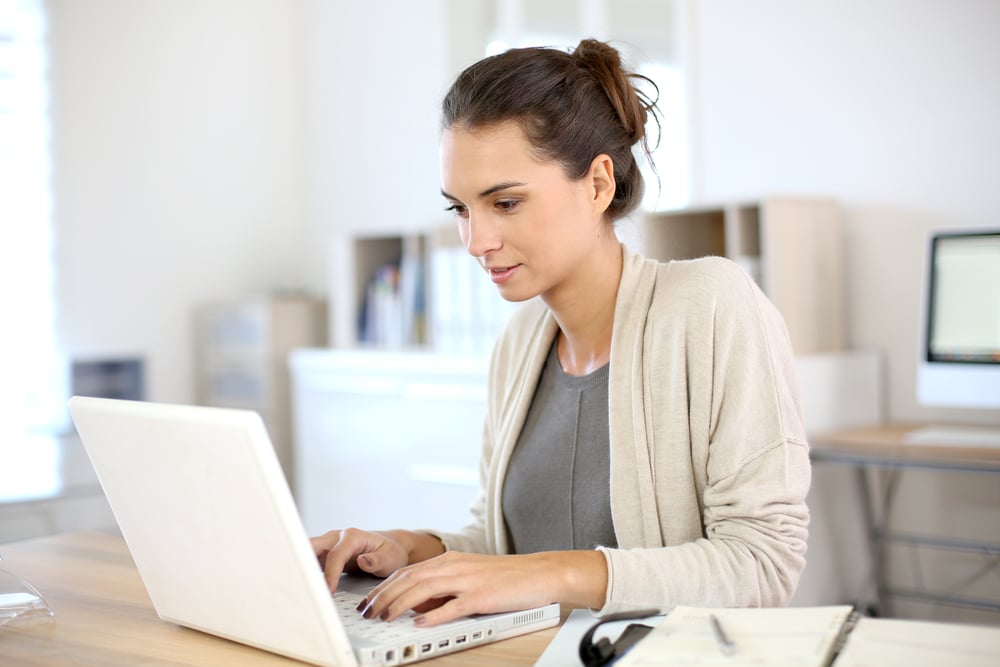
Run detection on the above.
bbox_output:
[355,597,369,612]
[362,603,376,619]
[360,554,374,568]
[379,610,390,621]
[414,615,426,626]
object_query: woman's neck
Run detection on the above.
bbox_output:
[545,238,623,377]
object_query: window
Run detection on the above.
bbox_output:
[0,0,65,443]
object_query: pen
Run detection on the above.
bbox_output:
[709,614,738,657]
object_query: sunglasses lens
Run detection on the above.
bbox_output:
[0,567,55,629]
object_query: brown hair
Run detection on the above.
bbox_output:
[441,38,660,220]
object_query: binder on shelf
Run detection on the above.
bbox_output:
[429,245,519,355]
[351,226,520,352]
[358,254,427,348]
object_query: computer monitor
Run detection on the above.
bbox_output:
[916,228,1000,409]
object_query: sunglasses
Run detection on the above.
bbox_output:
[578,608,661,667]
[0,553,55,629]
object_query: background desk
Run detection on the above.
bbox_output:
[810,423,1000,619]
[0,532,559,666]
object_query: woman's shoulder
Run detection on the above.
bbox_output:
[622,244,751,290]
[660,254,751,283]
[651,255,762,309]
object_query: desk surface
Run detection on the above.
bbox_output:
[809,422,1000,472]
[0,532,560,667]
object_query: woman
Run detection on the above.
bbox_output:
[311,38,810,627]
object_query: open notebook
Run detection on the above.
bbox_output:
[615,605,855,667]
[613,605,1000,667]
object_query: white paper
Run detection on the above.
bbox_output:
[616,605,854,667]
[832,617,1000,667]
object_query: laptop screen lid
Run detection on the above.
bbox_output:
[68,396,357,667]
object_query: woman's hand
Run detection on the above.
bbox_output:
[357,549,608,626]
[310,528,444,593]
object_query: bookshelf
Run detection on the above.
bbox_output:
[639,197,845,354]
[338,224,519,355]
[334,197,843,356]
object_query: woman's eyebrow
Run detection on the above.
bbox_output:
[440,181,527,202]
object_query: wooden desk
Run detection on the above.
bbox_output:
[0,532,560,666]
[809,423,1000,617]
[810,423,1000,473]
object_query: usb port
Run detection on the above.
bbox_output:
[420,642,433,654]
[455,634,468,645]
[472,631,483,641]
[438,639,450,649]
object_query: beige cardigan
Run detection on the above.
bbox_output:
[434,245,811,614]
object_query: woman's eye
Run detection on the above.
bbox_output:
[444,203,468,218]
[495,199,520,213]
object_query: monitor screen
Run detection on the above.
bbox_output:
[917,229,1000,408]
[926,231,1000,363]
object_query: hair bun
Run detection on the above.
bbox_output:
[571,39,650,145]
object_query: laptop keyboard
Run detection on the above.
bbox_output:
[334,590,432,643]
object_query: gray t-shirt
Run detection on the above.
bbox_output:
[501,341,617,553]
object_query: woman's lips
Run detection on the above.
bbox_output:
[488,265,519,284]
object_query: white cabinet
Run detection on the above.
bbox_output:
[289,349,489,536]
[196,295,327,490]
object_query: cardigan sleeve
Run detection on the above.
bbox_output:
[598,256,811,614]
[598,437,811,612]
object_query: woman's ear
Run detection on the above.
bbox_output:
[587,154,616,215]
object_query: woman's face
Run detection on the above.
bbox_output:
[440,120,612,304]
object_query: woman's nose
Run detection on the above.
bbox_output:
[462,215,502,258]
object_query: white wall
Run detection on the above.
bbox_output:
[303,0,449,346]
[48,0,321,405]
[690,0,1000,425]
[46,1,998,418]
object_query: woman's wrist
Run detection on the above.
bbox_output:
[541,549,609,610]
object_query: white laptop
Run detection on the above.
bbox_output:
[67,396,559,666]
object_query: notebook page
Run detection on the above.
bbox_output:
[832,617,1000,667]
[616,605,854,667]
